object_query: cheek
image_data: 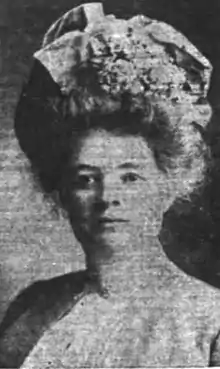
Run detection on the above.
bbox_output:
[130,180,168,217]
[142,180,171,215]
[69,190,97,218]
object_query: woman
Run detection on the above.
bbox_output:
[0,2,220,367]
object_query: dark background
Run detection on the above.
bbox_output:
[1,0,220,322]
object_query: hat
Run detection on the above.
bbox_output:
[31,2,212,127]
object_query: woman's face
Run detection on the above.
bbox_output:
[63,128,170,262]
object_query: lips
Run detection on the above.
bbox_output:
[98,217,129,223]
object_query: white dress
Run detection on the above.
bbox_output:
[20,253,220,368]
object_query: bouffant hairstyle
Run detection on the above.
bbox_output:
[15,60,210,206]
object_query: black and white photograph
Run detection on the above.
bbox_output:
[1,0,220,367]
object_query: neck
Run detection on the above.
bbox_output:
[85,233,176,303]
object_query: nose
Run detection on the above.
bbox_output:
[95,179,120,211]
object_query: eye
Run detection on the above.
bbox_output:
[75,174,100,189]
[121,172,139,183]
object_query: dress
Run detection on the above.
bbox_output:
[1,242,220,368]
[20,281,220,368]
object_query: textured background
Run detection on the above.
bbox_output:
[1,0,220,323]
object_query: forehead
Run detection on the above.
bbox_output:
[71,129,155,170]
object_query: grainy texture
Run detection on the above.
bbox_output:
[1,0,220,334]
[0,135,85,323]
[1,0,220,135]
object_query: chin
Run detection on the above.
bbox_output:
[82,232,124,262]
[94,229,131,248]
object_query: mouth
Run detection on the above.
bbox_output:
[98,217,129,224]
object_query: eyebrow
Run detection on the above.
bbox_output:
[75,162,140,171]
[75,164,98,171]
[118,162,140,169]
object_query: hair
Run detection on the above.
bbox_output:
[14,61,211,208]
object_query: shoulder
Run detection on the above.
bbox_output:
[0,269,87,333]
[0,270,88,368]
[171,270,220,335]
[162,256,220,323]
